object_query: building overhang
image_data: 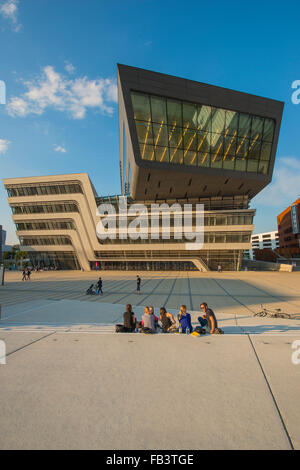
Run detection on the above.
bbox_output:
[118,64,284,201]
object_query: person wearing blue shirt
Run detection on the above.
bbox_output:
[178,305,193,333]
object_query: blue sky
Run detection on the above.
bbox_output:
[1,0,300,244]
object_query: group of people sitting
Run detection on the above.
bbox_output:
[117,302,223,335]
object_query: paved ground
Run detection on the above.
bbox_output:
[0,270,300,450]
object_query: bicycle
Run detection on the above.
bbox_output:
[254,304,292,319]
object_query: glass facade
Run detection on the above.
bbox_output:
[11,203,79,215]
[94,249,242,271]
[131,91,275,174]
[28,251,80,270]
[98,231,251,245]
[16,220,75,231]
[7,183,83,198]
[20,236,72,246]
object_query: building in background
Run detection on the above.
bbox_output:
[3,65,284,271]
[0,225,3,260]
[245,231,279,259]
[277,198,300,257]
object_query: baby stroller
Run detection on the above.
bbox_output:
[86,284,96,295]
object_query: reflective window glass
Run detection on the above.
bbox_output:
[251,116,264,141]
[198,105,211,131]
[225,111,239,136]
[151,96,167,124]
[131,92,151,121]
[258,160,269,174]
[155,146,169,163]
[212,108,225,134]
[184,129,197,152]
[139,143,154,161]
[170,148,183,165]
[238,113,251,138]
[153,123,168,147]
[184,150,197,166]
[224,135,237,158]
[248,139,261,161]
[235,157,247,172]
[263,119,275,142]
[247,159,258,172]
[135,120,154,145]
[197,131,210,153]
[167,99,182,127]
[131,92,276,174]
[223,157,235,170]
[168,126,182,148]
[211,133,224,156]
[198,152,210,167]
[236,137,249,158]
[261,142,272,161]
[211,152,223,169]
[183,102,198,129]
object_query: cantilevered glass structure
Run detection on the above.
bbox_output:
[131,91,275,175]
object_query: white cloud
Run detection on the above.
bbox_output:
[0,138,11,154]
[0,0,21,31]
[64,62,76,74]
[253,156,300,208]
[54,145,67,153]
[7,66,118,119]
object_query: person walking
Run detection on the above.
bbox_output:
[96,277,103,295]
[198,302,218,334]
[136,275,141,294]
[22,269,27,281]
[26,269,32,281]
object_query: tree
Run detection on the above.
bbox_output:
[16,251,28,270]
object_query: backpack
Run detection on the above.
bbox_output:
[213,328,224,335]
[141,327,154,334]
[195,326,206,335]
[115,324,126,333]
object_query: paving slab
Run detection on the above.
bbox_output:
[0,330,54,355]
[250,335,300,449]
[0,334,292,450]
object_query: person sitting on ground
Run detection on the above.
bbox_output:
[159,307,177,333]
[123,304,137,332]
[198,302,218,334]
[178,305,193,333]
[141,306,155,332]
[149,306,159,328]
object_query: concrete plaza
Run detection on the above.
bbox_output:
[0,270,300,450]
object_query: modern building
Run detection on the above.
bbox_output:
[3,65,284,271]
[277,198,300,257]
[245,231,279,259]
[0,225,5,261]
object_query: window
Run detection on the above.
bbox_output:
[7,183,83,197]
[131,91,275,174]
